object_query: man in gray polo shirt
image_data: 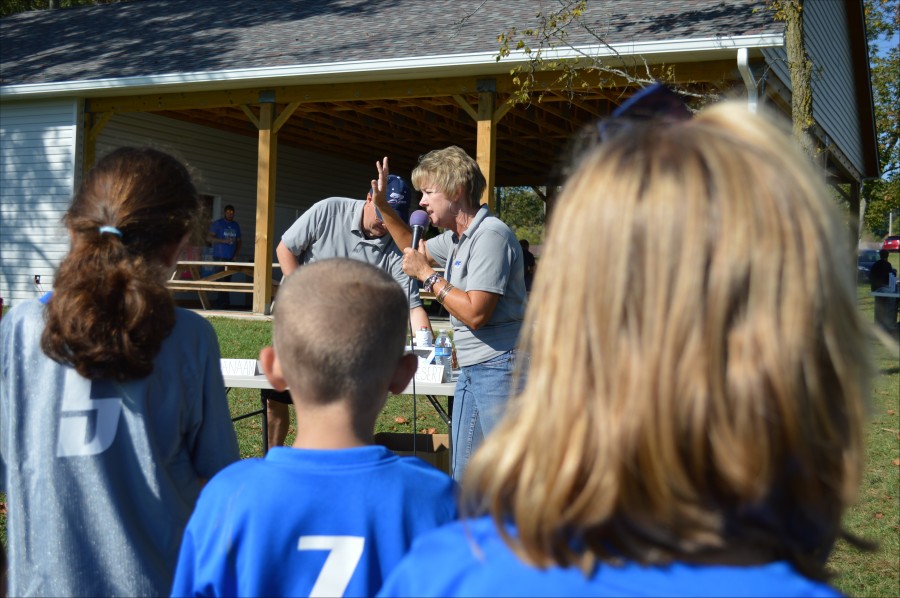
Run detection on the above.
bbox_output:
[267,175,430,447]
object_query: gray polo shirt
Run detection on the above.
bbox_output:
[280,197,422,308]
[426,205,526,366]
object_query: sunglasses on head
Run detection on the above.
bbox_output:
[596,83,692,142]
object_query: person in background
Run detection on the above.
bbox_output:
[0,147,240,597]
[870,249,898,331]
[519,238,536,292]
[379,92,872,596]
[371,148,526,480]
[208,204,242,309]
[267,173,431,449]
[172,259,456,597]
[208,204,242,261]
[869,249,895,291]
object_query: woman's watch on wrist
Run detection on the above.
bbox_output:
[423,272,442,293]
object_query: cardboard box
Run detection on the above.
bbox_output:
[374,432,450,475]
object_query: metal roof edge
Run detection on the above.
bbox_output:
[1,33,784,101]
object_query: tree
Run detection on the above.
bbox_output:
[495,187,546,245]
[493,1,708,105]
[0,0,119,18]
[767,1,816,159]
[862,0,900,238]
[490,1,896,241]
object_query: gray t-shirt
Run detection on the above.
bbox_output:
[0,299,240,597]
[281,197,422,308]
[426,205,526,366]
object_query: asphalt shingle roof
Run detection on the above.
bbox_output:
[1,0,779,87]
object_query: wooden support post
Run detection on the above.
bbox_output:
[850,181,863,278]
[476,83,496,210]
[83,112,96,178]
[253,102,277,315]
[82,111,112,176]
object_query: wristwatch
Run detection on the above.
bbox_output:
[423,272,442,293]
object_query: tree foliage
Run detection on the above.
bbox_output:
[0,0,119,18]
[862,0,899,238]
[496,187,546,245]
[493,0,705,105]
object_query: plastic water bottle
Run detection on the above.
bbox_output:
[434,331,450,367]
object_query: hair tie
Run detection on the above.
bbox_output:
[98,225,123,237]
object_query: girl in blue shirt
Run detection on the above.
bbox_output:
[380,96,871,597]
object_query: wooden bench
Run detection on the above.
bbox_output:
[167,261,281,310]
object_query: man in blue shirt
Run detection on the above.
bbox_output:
[208,204,242,261]
[208,204,242,308]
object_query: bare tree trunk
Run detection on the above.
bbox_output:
[783,0,816,159]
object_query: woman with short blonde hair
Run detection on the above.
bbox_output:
[379,95,870,596]
[373,145,526,480]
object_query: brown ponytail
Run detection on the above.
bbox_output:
[41,147,203,381]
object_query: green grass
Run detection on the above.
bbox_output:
[828,276,900,597]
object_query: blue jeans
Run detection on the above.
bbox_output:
[451,350,517,480]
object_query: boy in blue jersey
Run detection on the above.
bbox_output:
[171,258,457,598]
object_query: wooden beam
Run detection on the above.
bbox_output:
[81,111,111,175]
[452,95,478,121]
[252,103,277,315]
[240,104,259,129]
[85,61,739,113]
[273,100,301,134]
[88,111,113,142]
[476,91,496,210]
[82,112,96,176]
[493,98,515,122]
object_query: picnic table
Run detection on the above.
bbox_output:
[167,261,281,310]
[222,358,456,455]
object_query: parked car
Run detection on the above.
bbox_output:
[882,235,900,252]
[858,249,881,282]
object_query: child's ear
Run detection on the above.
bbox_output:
[387,353,418,394]
[259,346,289,392]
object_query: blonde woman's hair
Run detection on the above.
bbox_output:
[272,258,408,406]
[411,145,486,209]
[462,102,870,581]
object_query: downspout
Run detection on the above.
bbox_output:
[737,48,758,113]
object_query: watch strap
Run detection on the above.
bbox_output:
[423,272,442,293]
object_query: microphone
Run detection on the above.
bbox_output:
[409,210,430,250]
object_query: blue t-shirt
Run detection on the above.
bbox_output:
[172,445,457,597]
[210,217,241,260]
[378,517,841,597]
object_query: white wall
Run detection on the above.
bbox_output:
[0,98,79,306]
